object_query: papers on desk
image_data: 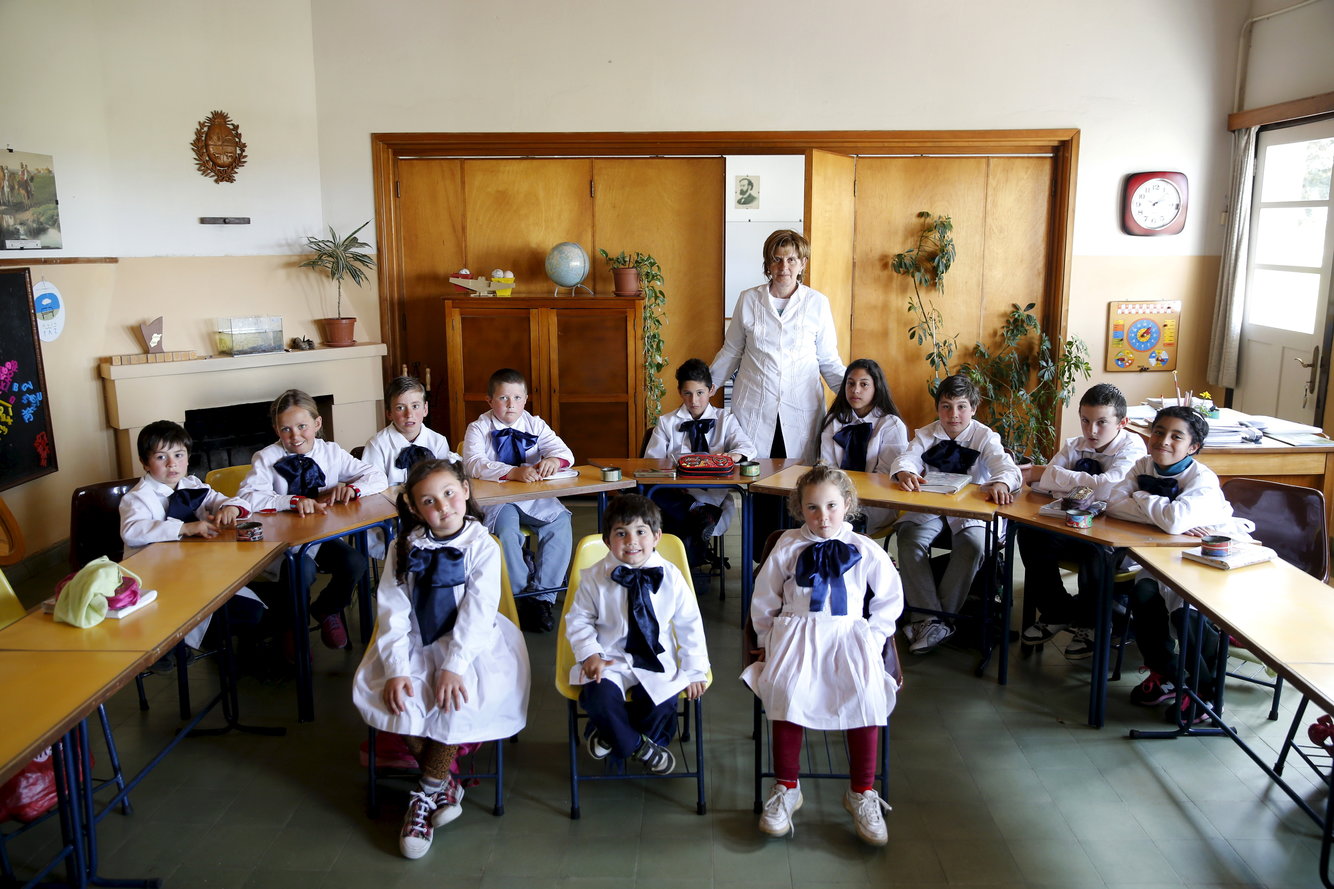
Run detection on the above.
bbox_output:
[1244,414,1322,434]
[42,588,159,619]
[920,471,971,494]
[1203,418,1264,446]
[1182,544,1275,570]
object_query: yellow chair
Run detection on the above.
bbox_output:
[365,534,521,818]
[555,533,711,819]
[203,464,251,498]
[0,495,23,567]
[0,569,24,629]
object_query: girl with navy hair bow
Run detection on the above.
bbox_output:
[353,458,530,859]
[238,389,388,650]
[742,465,903,847]
[818,359,909,536]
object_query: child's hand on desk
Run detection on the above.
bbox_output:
[434,669,469,711]
[505,465,541,483]
[534,457,564,478]
[182,519,220,539]
[291,496,328,516]
[383,676,414,714]
[327,483,360,505]
[895,471,923,492]
[582,653,612,682]
[985,482,1014,505]
[215,505,241,527]
[685,680,707,700]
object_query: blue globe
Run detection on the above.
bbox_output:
[545,242,590,288]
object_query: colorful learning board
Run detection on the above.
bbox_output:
[0,268,58,490]
[1106,300,1181,373]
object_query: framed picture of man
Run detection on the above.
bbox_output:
[733,175,760,210]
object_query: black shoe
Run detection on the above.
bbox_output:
[518,597,555,633]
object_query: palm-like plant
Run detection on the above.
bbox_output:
[300,221,376,319]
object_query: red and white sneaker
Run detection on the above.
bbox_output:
[399,789,440,859]
[430,776,465,827]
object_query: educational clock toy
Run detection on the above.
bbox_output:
[1106,301,1181,372]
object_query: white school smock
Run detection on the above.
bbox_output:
[352,520,531,744]
[643,403,756,536]
[564,550,710,706]
[237,439,389,514]
[1032,429,1146,502]
[819,409,910,537]
[362,424,461,488]
[462,410,575,528]
[119,474,263,649]
[890,419,1022,533]
[741,524,903,730]
[709,283,845,461]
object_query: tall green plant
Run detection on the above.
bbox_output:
[599,249,669,425]
[891,211,957,392]
[958,302,1092,463]
[300,220,376,319]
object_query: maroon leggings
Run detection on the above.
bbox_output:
[771,720,879,791]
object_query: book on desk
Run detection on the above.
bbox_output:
[1181,544,1275,570]
[920,471,971,494]
[43,588,159,619]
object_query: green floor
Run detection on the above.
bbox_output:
[6,501,1329,888]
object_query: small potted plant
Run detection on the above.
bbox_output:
[301,220,376,346]
[598,249,644,296]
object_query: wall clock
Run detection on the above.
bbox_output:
[1122,171,1188,236]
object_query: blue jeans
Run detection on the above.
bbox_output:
[580,679,678,758]
[493,505,572,603]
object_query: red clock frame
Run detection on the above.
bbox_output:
[1122,171,1188,236]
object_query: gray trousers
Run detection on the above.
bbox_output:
[896,518,987,618]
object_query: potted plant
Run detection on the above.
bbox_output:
[891,211,958,395]
[301,220,376,346]
[599,248,643,296]
[599,249,669,425]
[958,302,1093,466]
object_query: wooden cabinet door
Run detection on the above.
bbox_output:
[547,302,643,460]
[444,300,542,441]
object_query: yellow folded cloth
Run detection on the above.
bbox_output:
[53,556,143,628]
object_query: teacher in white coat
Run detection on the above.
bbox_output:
[710,229,846,461]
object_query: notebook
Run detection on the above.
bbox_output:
[43,588,159,619]
[1181,545,1275,571]
[919,471,971,494]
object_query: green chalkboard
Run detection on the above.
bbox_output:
[0,268,58,490]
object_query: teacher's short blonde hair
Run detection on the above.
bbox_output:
[762,229,811,281]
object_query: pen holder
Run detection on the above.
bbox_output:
[1065,509,1094,530]
[1201,535,1233,557]
[600,466,621,482]
[738,461,760,477]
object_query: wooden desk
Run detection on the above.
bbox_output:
[469,465,636,507]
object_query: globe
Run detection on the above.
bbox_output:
[545,242,590,288]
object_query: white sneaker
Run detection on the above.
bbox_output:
[843,788,891,846]
[399,789,439,859]
[758,782,803,837]
[901,620,923,644]
[430,777,465,828]
[1021,621,1067,645]
[909,619,954,654]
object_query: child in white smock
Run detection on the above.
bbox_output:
[818,358,909,537]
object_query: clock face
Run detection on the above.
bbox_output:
[1130,178,1182,230]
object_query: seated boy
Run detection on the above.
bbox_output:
[1017,383,1146,658]
[890,374,1021,655]
[362,375,461,487]
[563,494,709,774]
[462,367,574,633]
[119,420,265,649]
[1104,405,1254,723]
[643,358,755,569]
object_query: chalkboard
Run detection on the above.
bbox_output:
[0,268,58,490]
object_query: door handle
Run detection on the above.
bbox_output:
[1308,346,1320,394]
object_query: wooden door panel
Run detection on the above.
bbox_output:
[553,309,632,396]
[805,149,857,366]
[464,159,593,291]
[557,402,631,462]
[982,158,1053,332]
[591,158,724,419]
[446,303,539,436]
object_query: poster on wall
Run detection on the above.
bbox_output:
[733,175,760,209]
[1105,300,1182,372]
[0,269,59,490]
[33,280,65,341]
[1,150,63,250]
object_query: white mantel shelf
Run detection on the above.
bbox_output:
[99,343,387,380]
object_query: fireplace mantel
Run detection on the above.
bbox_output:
[101,343,387,476]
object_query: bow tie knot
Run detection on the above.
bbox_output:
[611,564,666,672]
[166,487,208,522]
[795,538,861,616]
[1137,474,1181,501]
[274,454,326,498]
[679,418,716,454]
[922,439,980,474]
[492,427,538,466]
[1072,456,1104,476]
[406,545,467,645]
[395,443,433,471]
[832,422,872,472]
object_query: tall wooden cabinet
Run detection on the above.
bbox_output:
[443,296,645,460]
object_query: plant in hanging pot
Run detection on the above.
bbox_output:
[598,249,669,425]
[300,220,376,346]
[598,249,643,296]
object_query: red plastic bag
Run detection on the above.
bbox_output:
[0,747,58,823]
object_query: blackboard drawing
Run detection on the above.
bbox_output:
[0,269,58,491]
[1,151,63,250]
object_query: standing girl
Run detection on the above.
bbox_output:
[742,465,903,846]
[818,359,909,536]
[353,459,530,859]
[238,389,388,649]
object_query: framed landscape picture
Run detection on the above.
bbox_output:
[1,150,63,250]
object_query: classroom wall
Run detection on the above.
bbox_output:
[5,0,1328,558]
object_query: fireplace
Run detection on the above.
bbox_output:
[183,395,334,476]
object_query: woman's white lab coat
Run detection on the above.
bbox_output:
[709,283,845,461]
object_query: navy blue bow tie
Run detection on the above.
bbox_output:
[922,439,980,474]
[833,423,873,472]
[1072,456,1104,475]
[679,418,715,453]
[796,538,861,616]
[407,545,467,645]
[1137,474,1181,501]
[274,454,326,498]
[395,444,433,471]
[166,487,208,522]
[610,564,666,672]
[492,427,538,466]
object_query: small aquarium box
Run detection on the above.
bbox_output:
[215,316,284,356]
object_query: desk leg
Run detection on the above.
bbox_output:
[288,547,315,723]
[74,721,159,888]
[996,519,1009,685]
[1323,770,1333,889]
[741,489,753,617]
[1089,555,1113,728]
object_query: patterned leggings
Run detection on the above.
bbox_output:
[404,736,460,782]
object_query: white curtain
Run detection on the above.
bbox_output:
[1207,126,1259,390]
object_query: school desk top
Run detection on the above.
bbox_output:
[467,465,636,506]
[749,464,1000,523]
[999,492,1200,547]
[0,539,284,657]
[591,457,802,487]
[251,492,398,548]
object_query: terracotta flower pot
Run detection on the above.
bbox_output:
[317,317,356,346]
[611,266,641,297]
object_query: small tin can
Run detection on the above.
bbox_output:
[738,461,761,477]
[1065,509,1094,529]
[235,521,264,542]
[601,466,622,482]
[1201,535,1233,557]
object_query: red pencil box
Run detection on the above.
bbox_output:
[675,453,735,477]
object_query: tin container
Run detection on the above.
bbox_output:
[1201,535,1233,557]
[1065,509,1094,530]
[601,466,621,482]
[738,461,761,477]
[235,521,264,542]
